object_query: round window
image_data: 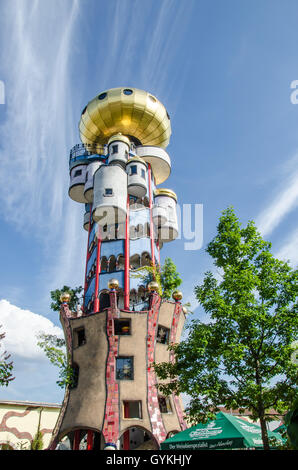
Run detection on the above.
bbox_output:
[148,95,157,103]
[98,92,107,100]
[123,89,133,95]
[81,105,87,115]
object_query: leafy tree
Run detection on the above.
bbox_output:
[285,396,298,449]
[154,207,298,450]
[131,257,182,299]
[30,431,44,450]
[36,333,75,389]
[50,285,83,312]
[0,325,14,387]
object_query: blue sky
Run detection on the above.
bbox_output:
[0,0,297,405]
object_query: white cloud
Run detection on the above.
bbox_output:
[0,299,63,360]
[256,157,298,238]
[276,227,298,267]
[0,0,79,235]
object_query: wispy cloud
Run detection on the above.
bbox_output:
[0,0,79,235]
[0,0,88,300]
[255,154,298,238]
[276,227,298,267]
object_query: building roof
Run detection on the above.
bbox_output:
[0,399,61,409]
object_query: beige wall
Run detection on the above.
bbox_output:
[0,401,60,450]
[58,311,108,437]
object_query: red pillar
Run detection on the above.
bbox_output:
[73,430,80,450]
[87,430,94,450]
[93,233,101,312]
[148,164,155,268]
[83,211,92,313]
[124,195,130,310]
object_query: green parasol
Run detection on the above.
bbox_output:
[160,412,285,450]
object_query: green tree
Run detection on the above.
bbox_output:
[0,326,14,387]
[37,333,75,389]
[37,285,83,389]
[50,285,83,312]
[131,257,182,299]
[154,207,298,450]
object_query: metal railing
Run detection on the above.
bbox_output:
[69,143,106,165]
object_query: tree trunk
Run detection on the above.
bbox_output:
[255,359,270,450]
[259,414,270,450]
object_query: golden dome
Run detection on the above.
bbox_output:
[147,281,160,292]
[79,87,171,148]
[172,290,183,301]
[60,292,71,303]
[108,278,119,290]
[107,133,131,147]
[154,188,177,202]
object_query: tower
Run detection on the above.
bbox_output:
[50,88,187,450]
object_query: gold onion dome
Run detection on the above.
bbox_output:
[154,188,177,202]
[172,290,183,301]
[108,278,119,290]
[79,87,171,148]
[60,292,71,303]
[147,281,160,292]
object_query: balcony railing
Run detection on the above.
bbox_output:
[69,143,106,166]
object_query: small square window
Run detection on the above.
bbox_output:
[74,328,86,348]
[116,357,134,380]
[130,165,137,175]
[104,188,113,196]
[114,319,131,335]
[123,401,142,419]
[141,169,145,179]
[112,145,118,154]
[74,169,82,177]
[156,325,170,344]
[158,396,172,414]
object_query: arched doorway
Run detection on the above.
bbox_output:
[99,290,110,310]
[118,426,159,450]
[57,429,105,450]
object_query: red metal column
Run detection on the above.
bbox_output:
[123,430,130,450]
[93,232,101,313]
[83,211,92,313]
[148,164,155,268]
[124,195,130,310]
[73,429,80,450]
[87,430,94,450]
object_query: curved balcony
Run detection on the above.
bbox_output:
[69,143,106,170]
[135,146,171,185]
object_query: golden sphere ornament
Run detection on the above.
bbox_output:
[60,292,71,303]
[108,278,119,290]
[172,290,183,301]
[147,281,159,292]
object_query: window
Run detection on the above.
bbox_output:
[74,327,86,348]
[98,92,107,100]
[141,169,145,179]
[104,188,113,196]
[158,396,172,414]
[123,401,142,419]
[85,171,89,182]
[156,325,170,344]
[114,319,131,335]
[74,169,82,177]
[116,357,134,380]
[111,144,118,154]
[130,165,137,175]
[123,88,133,95]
